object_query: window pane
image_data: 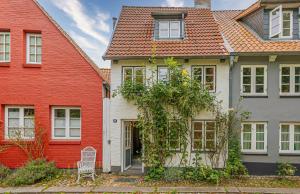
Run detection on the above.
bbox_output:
[282,29,291,37]
[282,67,290,75]
[24,128,34,138]
[243,76,251,84]
[36,37,42,45]
[281,134,289,141]
[30,36,35,45]
[30,54,35,62]
[295,125,300,133]
[54,128,65,137]
[124,68,133,82]
[0,35,3,43]
[281,142,289,150]
[5,44,10,52]
[159,21,169,38]
[36,46,42,55]
[70,128,80,137]
[256,67,264,75]
[256,76,264,84]
[24,118,34,128]
[135,68,145,84]
[55,109,65,117]
[256,132,264,141]
[158,67,169,82]
[281,85,290,93]
[281,125,289,133]
[8,108,19,118]
[243,67,251,75]
[70,109,80,118]
[8,118,19,128]
[30,46,35,54]
[70,119,80,128]
[243,142,251,150]
[295,143,300,151]
[193,67,202,83]
[36,55,41,63]
[24,108,34,117]
[256,85,264,93]
[282,76,290,84]
[55,119,65,128]
[256,142,264,150]
[5,53,9,61]
[5,34,10,43]
[295,67,300,75]
[170,21,180,38]
[243,124,251,132]
[243,133,251,141]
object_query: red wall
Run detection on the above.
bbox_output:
[0,0,103,168]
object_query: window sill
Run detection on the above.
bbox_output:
[241,95,268,98]
[242,152,268,156]
[280,95,300,98]
[23,64,42,68]
[0,63,10,67]
[49,140,81,145]
[279,153,300,156]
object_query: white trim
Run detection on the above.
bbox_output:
[269,7,293,39]
[192,65,216,93]
[170,21,181,38]
[4,106,35,140]
[281,10,293,39]
[192,121,217,152]
[122,66,146,84]
[241,122,268,153]
[158,21,170,39]
[51,107,81,140]
[279,64,300,96]
[26,33,42,64]
[279,123,300,154]
[241,65,267,96]
[0,32,10,63]
[158,20,181,39]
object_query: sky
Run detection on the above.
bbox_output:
[37,0,257,68]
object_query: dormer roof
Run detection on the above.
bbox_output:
[103,6,228,60]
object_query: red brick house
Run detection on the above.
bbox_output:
[0,0,105,168]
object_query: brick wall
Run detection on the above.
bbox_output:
[0,0,103,168]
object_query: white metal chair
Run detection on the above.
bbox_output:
[77,146,97,183]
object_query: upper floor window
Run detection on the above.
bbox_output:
[280,64,300,96]
[0,32,10,62]
[5,106,35,140]
[52,107,81,140]
[123,66,145,85]
[241,122,267,153]
[158,66,169,82]
[26,33,42,64]
[270,6,293,39]
[192,121,216,151]
[241,65,267,96]
[192,66,216,92]
[280,123,300,153]
[158,20,182,39]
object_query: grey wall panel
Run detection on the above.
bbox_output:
[231,56,300,164]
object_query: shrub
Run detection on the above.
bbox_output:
[277,163,297,177]
[145,166,165,181]
[164,168,183,182]
[0,164,11,180]
[5,159,58,186]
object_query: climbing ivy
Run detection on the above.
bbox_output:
[114,56,248,180]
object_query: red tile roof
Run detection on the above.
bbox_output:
[103,6,228,60]
[99,68,111,84]
[214,10,300,54]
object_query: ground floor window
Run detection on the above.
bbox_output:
[52,107,81,140]
[192,121,216,151]
[5,106,35,139]
[241,122,267,153]
[280,123,300,153]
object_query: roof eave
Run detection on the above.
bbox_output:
[104,55,229,61]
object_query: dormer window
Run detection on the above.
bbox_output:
[159,20,181,39]
[269,5,293,39]
[153,12,186,40]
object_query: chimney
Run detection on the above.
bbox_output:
[194,0,211,9]
[112,17,117,30]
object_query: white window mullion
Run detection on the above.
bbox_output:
[252,124,256,152]
[291,125,295,152]
[264,124,268,151]
[251,67,255,94]
[291,66,295,94]
[66,108,70,138]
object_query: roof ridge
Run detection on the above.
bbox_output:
[213,10,244,12]
[122,5,209,9]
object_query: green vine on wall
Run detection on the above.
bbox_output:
[114,56,249,181]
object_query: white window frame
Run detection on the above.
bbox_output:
[0,32,10,63]
[51,107,81,140]
[192,121,217,152]
[269,6,293,39]
[241,122,268,153]
[280,64,300,96]
[122,66,146,84]
[26,33,42,64]
[4,106,35,140]
[158,66,169,82]
[280,123,300,154]
[241,65,267,96]
[158,20,181,39]
[192,66,216,93]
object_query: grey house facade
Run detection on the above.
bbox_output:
[215,0,300,175]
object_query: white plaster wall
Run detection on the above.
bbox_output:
[109,59,229,169]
